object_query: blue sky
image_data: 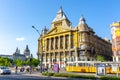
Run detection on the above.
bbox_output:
[0,0,120,58]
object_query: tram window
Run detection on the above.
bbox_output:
[119,57,120,61]
[78,63,83,66]
[94,63,97,66]
[69,64,72,66]
[106,64,111,67]
[73,63,76,66]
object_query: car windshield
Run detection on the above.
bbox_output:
[0,66,7,69]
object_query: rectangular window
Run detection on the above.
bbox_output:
[55,37,58,49]
[51,38,54,50]
[60,36,63,49]
[65,35,69,49]
[47,39,49,51]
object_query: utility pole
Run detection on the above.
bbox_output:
[32,26,43,73]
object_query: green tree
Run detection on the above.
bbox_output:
[13,59,25,66]
[96,55,106,62]
[0,57,11,66]
[32,58,39,67]
[26,58,39,67]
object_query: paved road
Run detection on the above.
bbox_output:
[0,70,93,80]
[0,74,93,80]
[3,67,100,80]
[0,75,67,80]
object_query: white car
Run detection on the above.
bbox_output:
[0,66,11,74]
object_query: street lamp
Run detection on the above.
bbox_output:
[32,26,43,73]
[30,54,33,74]
[32,26,40,36]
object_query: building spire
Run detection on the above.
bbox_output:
[52,6,69,23]
[26,45,29,50]
[42,26,48,35]
[57,6,63,14]
[78,15,86,25]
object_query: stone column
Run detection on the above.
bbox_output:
[68,34,71,62]
[69,33,71,49]
[49,53,51,68]
[45,53,46,67]
[54,52,56,62]
[58,36,60,49]
[59,52,61,68]
[74,47,78,66]
[44,39,46,51]
[49,38,51,50]
[54,37,56,50]
[64,35,66,49]
[64,52,66,67]
[69,51,71,62]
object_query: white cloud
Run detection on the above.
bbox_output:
[16,37,25,42]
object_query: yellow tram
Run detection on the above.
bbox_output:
[66,61,120,74]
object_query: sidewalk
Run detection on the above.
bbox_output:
[11,68,119,79]
[11,68,96,77]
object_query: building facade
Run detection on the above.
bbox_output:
[37,7,112,68]
[13,47,26,61]
[0,55,13,59]
[110,22,120,62]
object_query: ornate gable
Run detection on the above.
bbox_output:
[46,26,71,35]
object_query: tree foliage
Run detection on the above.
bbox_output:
[96,55,106,62]
[13,59,26,66]
[0,57,12,66]
[32,58,39,67]
[26,58,39,67]
[12,58,39,67]
[0,57,39,67]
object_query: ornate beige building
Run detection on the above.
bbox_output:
[37,7,112,68]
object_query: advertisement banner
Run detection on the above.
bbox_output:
[53,63,59,73]
[96,64,106,76]
[111,26,120,52]
[112,64,117,72]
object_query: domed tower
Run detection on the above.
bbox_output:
[24,45,30,58]
[77,16,95,61]
[78,16,90,43]
[78,16,89,31]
